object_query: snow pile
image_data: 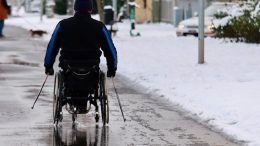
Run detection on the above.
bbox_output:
[5,14,260,145]
[10,6,27,17]
[251,1,260,17]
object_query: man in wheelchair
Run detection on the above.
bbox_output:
[43,0,118,125]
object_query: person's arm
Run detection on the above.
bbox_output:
[100,25,118,77]
[44,23,61,73]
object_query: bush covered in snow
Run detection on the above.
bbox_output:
[213,1,260,43]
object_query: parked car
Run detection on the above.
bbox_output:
[176,2,234,37]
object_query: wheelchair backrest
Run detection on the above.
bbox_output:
[61,60,100,96]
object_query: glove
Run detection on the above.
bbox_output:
[45,67,54,75]
[107,69,116,77]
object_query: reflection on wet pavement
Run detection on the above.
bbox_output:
[53,125,109,146]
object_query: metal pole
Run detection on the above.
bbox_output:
[40,0,43,22]
[158,0,162,22]
[112,0,117,21]
[198,0,204,64]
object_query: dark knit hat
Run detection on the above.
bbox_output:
[74,0,93,12]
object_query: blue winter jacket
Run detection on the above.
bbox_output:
[44,12,117,71]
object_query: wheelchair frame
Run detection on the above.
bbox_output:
[53,69,109,126]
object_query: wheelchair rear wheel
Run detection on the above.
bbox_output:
[53,72,63,125]
[100,72,109,125]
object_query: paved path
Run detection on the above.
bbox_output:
[0,26,245,146]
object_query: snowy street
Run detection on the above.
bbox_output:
[0,25,244,145]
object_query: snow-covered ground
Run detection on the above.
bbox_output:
[5,13,260,146]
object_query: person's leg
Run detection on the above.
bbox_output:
[0,20,4,37]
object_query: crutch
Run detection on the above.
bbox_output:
[31,75,48,109]
[112,77,126,122]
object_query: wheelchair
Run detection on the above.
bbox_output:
[53,61,109,126]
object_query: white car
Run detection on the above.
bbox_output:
[176,2,234,37]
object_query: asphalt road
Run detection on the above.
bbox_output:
[0,26,245,146]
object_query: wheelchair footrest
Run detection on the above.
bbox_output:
[66,97,87,106]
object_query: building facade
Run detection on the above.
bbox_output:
[135,0,232,24]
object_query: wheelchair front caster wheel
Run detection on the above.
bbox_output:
[95,113,99,123]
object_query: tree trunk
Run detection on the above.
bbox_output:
[96,0,104,23]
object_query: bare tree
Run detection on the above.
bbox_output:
[96,0,104,22]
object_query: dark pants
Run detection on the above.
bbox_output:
[0,20,4,37]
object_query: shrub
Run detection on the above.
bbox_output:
[213,1,260,43]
